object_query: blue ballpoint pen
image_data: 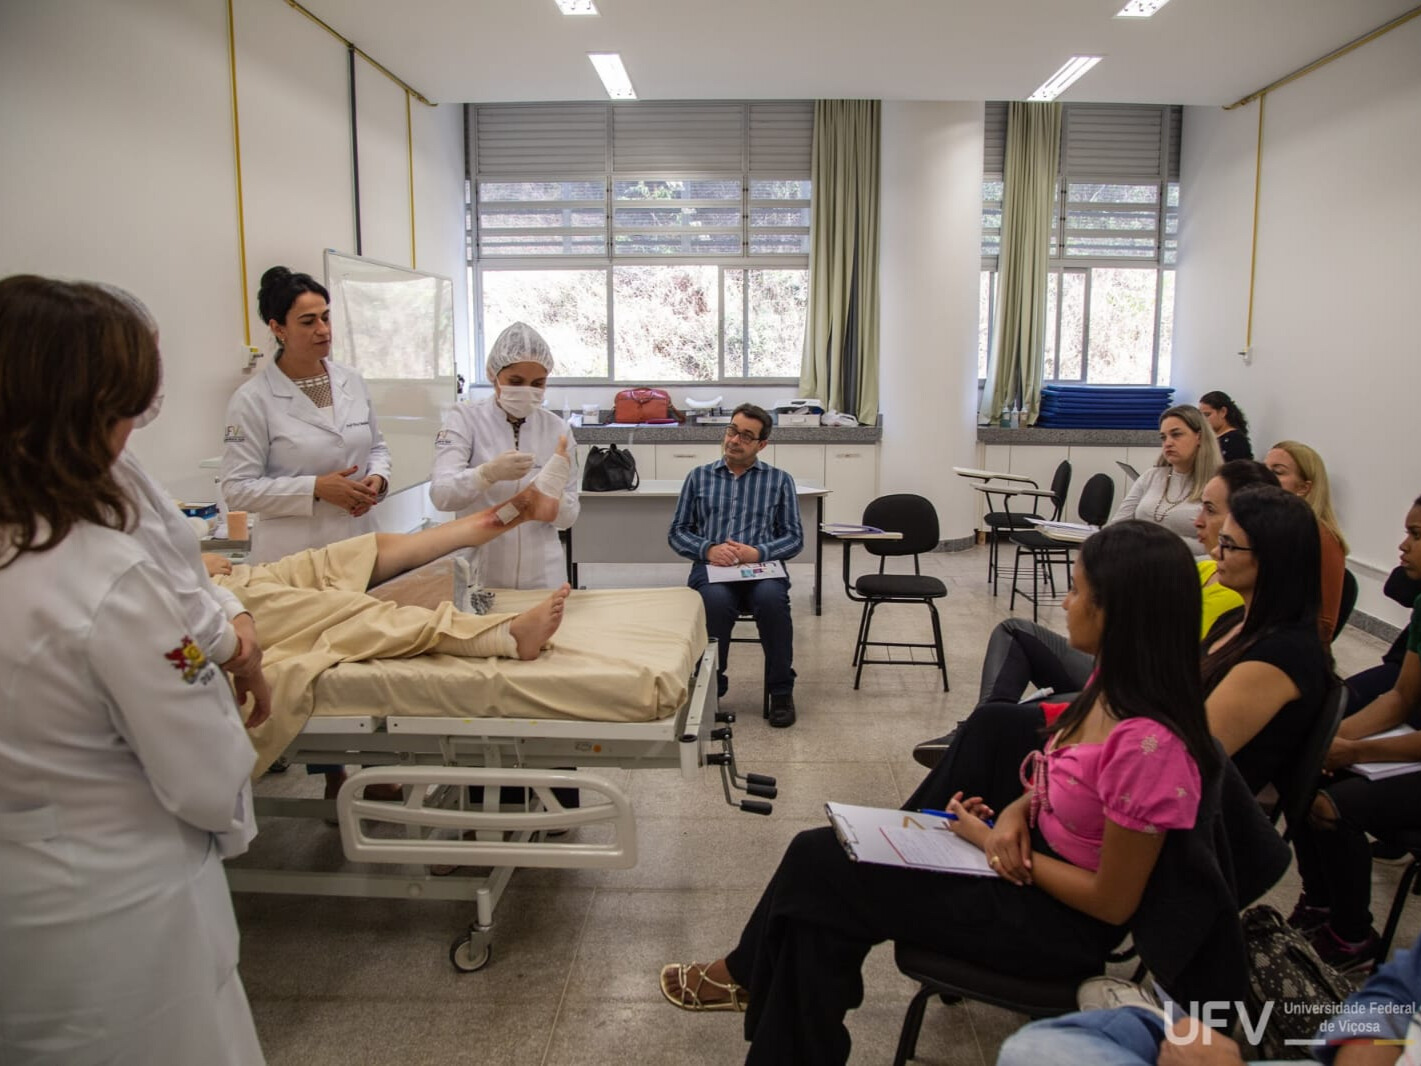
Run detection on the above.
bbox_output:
[919,808,995,828]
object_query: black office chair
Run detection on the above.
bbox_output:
[1008,473,1114,623]
[843,494,949,692]
[981,461,1070,596]
[1268,683,1347,841]
[1334,569,1359,640]
[1375,831,1421,961]
[892,750,1280,1065]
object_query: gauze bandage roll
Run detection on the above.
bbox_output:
[532,451,571,499]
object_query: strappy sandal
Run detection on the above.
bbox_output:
[659,962,749,1012]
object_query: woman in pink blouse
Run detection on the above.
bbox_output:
[656,522,1219,1065]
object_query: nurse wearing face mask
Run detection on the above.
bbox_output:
[429,321,580,589]
[221,266,392,564]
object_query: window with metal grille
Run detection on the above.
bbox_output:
[468,102,812,383]
[979,102,1181,385]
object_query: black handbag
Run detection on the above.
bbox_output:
[581,443,639,492]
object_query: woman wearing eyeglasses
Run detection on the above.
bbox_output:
[1200,484,1332,799]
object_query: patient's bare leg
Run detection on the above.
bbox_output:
[509,584,571,659]
[367,437,570,587]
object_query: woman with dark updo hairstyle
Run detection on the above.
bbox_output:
[220,265,391,564]
[1198,390,1253,462]
[0,275,263,1064]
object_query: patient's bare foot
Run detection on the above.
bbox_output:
[509,583,571,659]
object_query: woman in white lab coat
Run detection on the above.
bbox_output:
[430,321,580,588]
[0,275,263,1065]
[221,265,392,564]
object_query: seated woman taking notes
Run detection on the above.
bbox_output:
[1290,495,1421,972]
[657,522,1217,1065]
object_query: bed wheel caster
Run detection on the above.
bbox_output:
[450,934,492,973]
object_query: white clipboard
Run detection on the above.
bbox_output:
[825,802,998,877]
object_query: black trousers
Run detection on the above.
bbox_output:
[1293,769,1421,940]
[723,699,1112,1065]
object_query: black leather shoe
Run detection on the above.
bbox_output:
[768,693,796,728]
[911,728,958,769]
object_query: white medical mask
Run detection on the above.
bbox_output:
[496,385,545,420]
[133,391,164,429]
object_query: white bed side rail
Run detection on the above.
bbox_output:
[337,768,636,870]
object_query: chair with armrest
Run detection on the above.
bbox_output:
[1333,569,1359,641]
[842,494,949,692]
[1374,831,1421,961]
[890,750,1290,1064]
[1008,473,1114,623]
[978,460,1071,596]
[1268,682,1346,840]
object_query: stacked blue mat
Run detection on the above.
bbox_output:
[1035,384,1174,428]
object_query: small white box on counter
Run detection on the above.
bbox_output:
[776,412,821,427]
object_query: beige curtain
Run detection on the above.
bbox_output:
[800,100,880,425]
[979,101,1061,426]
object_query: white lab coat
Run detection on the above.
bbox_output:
[116,449,246,664]
[0,523,262,1065]
[221,358,392,563]
[429,396,580,589]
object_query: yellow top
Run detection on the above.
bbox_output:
[1199,559,1244,638]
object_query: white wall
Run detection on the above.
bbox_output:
[879,102,986,541]
[1173,17,1421,627]
[0,0,467,526]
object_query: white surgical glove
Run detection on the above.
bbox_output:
[476,449,535,488]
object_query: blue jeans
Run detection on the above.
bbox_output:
[688,564,794,697]
[996,1008,1166,1066]
[996,1008,1293,1066]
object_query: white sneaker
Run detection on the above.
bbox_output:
[1076,976,1167,1020]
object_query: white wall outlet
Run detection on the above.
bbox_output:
[243,345,264,373]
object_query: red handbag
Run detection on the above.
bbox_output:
[613,388,683,424]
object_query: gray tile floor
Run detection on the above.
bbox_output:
[233,545,1417,1065]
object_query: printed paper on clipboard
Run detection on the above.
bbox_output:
[705,559,787,584]
[825,802,998,877]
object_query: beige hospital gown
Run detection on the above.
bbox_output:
[217,534,512,776]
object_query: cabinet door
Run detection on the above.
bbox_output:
[618,443,658,482]
[824,446,878,524]
[768,444,826,488]
[655,444,722,481]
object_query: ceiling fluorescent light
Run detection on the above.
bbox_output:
[555,0,598,14]
[1027,55,1103,101]
[588,52,636,99]
[1115,0,1172,16]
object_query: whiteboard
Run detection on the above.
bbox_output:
[323,250,457,497]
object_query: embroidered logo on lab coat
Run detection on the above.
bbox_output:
[164,635,210,684]
[224,425,246,443]
[434,429,453,446]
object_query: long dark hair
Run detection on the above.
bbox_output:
[1199,390,1250,438]
[1215,458,1278,495]
[257,265,329,353]
[1201,485,1325,690]
[1049,521,1218,776]
[0,275,160,565]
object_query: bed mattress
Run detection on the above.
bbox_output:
[313,581,708,724]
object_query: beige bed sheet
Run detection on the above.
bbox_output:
[313,576,708,724]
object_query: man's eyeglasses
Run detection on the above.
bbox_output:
[724,427,762,444]
[1216,535,1255,556]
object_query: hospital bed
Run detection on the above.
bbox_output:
[225,575,776,972]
